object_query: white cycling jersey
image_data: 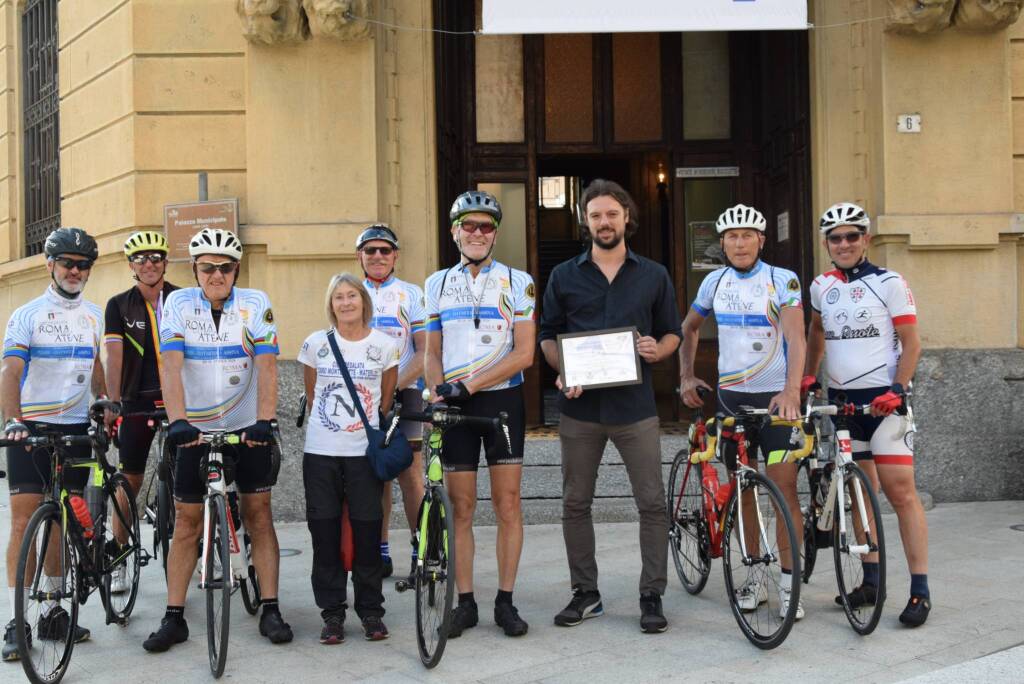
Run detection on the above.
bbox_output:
[424,259,535,392]
[809,261,916,389]
[692,261,802,393]
[365,275,426,390]
[159,287,279,432]
[2,286,102,424]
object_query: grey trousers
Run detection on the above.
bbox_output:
[558,414,667,596]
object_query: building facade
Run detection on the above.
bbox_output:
[0,0,1021,506]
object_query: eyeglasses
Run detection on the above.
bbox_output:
[195,261,237,275]
[361,246,395,256]
[458,220,498,235]
[128,253,166,264]
[53,257,94,271]
[826,231,864,245]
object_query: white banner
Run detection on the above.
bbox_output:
[482,0,808,34]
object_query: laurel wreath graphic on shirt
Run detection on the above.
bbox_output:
[316,381,373,433]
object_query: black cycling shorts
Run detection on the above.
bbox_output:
[716,388,803,467]
[117,400,161,475]
[173,433,277,504]
[6,421,91,496]
[397,388,425,445]
[440,385,525,473]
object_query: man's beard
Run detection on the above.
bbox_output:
[54,276,84,294]
[592,229,623,250]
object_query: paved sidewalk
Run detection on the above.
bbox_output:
[0,493,1021,683]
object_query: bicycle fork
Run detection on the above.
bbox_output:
[733,469,776,567]
[819,429,875,557]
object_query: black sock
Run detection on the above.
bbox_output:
[165,605,184,621]
[458,592,476,606]
[262,598,280,615]
[495,590,513,606]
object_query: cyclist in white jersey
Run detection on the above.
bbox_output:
[355,224,427,585]
[804,202,930,627]
[2,228,105,661]
[679,204,808,619]
[143,228,293,653]
[424,190,535,639]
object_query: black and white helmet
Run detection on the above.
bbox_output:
[188,228,243,260]
[45,227,98,260]
[820,202,870,234]
[356,224,399,250]
[449,190,502,225]
[716,204,766,234]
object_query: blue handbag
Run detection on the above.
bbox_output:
[326,330,413,481]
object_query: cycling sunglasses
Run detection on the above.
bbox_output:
[128,253,167,264]
[195,261,238,275]
[53,257,94,271]
[361,246,395,256]
[458,219,498,235]
[826,231,864,245]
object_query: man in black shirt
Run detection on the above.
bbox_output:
[539,179,681,634]
[104,231,179,591]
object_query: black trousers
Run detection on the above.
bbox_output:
[303,453,385,619]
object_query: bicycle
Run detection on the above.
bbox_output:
[797,385,889,635]
[667,388,812,649]
[119,407,175,577]
[393,391,512,668]
[5,400,145,684]
[196,423,281,678]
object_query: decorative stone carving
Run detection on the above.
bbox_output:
[954,0,1024,31]
[236,0,309,45]
[303,0,373,40]
[886,0,956,34]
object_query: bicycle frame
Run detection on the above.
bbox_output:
[415,430,447,567]
[197,434,251,593]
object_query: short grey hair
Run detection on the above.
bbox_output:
[324,272,372,327]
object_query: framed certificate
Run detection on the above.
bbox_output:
[556,326,643,391]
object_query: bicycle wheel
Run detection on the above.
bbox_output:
[416,486,455,669]
[15,502,80,684]
[833,463,886,635]
[155,438,176,577]
[796,460,818,584]
[722,470,801,650]
[239,534,261,616]
[100,474,142,623]
[205,494,231,678]
[667,448,712,594]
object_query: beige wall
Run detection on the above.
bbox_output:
[0,0,437,360]
[810,0,1024,349]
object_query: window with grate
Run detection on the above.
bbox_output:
[22,0,60,257]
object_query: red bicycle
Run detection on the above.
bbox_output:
[667,388,813,649]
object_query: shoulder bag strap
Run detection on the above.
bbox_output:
[326,330,373,432]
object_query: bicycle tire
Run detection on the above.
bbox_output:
[15,502,79,684]
[156,437,175,578]
[667,448,712,594]
[797,460,818,584]
[833,463,886,635]
[722,470,801,650]
[239,534,261,616]
[205,494,231,678]
[416,485,456,669]
[99,474,142,624]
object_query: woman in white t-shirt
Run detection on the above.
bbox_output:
[298,272,399,644]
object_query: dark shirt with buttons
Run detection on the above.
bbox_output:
[539,247,681,425]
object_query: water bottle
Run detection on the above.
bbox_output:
[84,480,103,526]
[69,495,95,539]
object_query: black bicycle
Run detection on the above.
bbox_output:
[123,408,175,577]
[4,400,145,684]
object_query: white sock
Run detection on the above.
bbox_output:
[7,587,15,622]
[41,576,61,617]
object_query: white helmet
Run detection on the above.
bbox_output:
[716,204,766,234]
[189,228,243,260]
[820,202,870,234]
